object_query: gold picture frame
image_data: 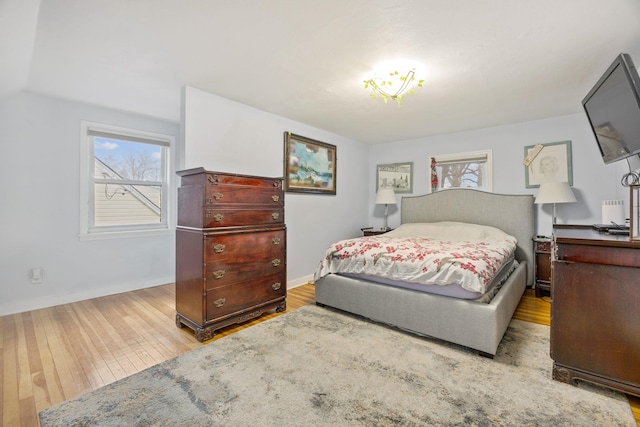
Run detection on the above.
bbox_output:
[284,132,336,194]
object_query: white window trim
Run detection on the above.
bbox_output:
[79,120,175,240]
[430,149,493,193]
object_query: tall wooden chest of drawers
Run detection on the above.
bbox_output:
[175,168,286,341]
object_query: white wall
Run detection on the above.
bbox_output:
[0,91,180,315]
[369,113,627,236]
[3,88,636,316]
[182,86,369,286]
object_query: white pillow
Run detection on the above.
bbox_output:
[384,221,516,242]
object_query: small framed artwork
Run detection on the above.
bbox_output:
[524,140,573,188]
[630,185,640,241]
[284,132,336,194]
[376,162,413,193]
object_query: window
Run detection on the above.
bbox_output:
[430,150,493,192]
[80,121,173,238]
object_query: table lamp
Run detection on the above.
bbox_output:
[535,182,576,225]
[375,188,397,231]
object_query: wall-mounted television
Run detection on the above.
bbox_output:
[582,53,640,164]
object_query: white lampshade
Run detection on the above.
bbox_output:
[534,182,576,205]
[375,188,397,205]
[375,187,396,231]
[535,182,576,226]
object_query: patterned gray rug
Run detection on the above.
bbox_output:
[40,304,634,426]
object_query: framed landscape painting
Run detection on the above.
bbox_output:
[284,132,336,194]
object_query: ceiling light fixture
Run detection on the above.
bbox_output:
[364,65,424,105]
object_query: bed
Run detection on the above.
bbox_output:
[314,189,534,356]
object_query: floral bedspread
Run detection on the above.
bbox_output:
[314,236,516,294]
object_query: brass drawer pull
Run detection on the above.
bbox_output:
[272,259,281,267]
[213,244,225,253]
[212,270,226,279]
[272,237,281,245]
[213,298,226,307]
[205,194,223,204]
[205,211,224,222]
[208,175,219,185]
[272,282,281,291]
[272,195,279,202]
[273,181,279,188]
[272,212,279,220]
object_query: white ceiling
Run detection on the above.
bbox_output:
[2,0,640,144]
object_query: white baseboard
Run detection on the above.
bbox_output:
[287,274,314,289]
[1,274,316,316]
[0,276,174,317]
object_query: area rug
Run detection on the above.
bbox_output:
[40,304,634,426]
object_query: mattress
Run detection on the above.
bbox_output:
[339,258,518,302]
[314,222,518,295]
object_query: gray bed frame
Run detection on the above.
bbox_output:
[315,189,535,356]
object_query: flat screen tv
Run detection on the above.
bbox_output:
[582,53,640,164]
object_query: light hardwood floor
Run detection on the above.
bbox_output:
[2,285,638,426]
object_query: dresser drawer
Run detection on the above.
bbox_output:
[202,207,282,228]
[205,258,285,289]
[204,183,283,206]
[204,230,285,260]
[557,243,640,268]
[178,188,284,228]
[206,273,286,320]
[179,169,282,190]
[536,241,551,253]
[205,172,282,190]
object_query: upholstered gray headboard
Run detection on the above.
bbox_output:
[401,189,535,287]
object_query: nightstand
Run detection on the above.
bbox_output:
[532,236,552,297]
[361,228,392,236]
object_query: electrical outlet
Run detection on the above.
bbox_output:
[31,267,43,284]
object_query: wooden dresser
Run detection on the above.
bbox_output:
[551,225,640,396]
[175,168,286,341]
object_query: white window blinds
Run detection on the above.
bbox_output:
[430,150,493,192]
